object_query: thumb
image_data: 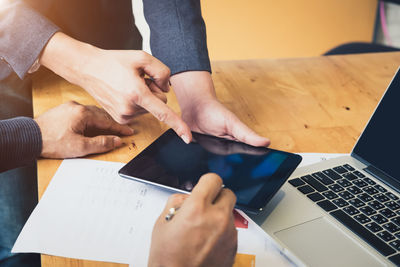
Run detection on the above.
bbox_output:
[82,135,123,155]
[228,116,271,147]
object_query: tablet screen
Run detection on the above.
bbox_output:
[119,129,301,212]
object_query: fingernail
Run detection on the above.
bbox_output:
[181,134,190,144]
[128,128,135,134]
[113,137,122,147]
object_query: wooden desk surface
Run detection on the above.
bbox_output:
[32,52,400,267]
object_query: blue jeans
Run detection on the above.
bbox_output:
[0,164,40,267]
[0,74,40,266]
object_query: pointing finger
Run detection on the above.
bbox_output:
[137,86,192,144]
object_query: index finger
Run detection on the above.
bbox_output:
[190,173,223,204]
[138,87,192,144]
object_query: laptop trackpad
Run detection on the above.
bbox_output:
[274,217,385,267]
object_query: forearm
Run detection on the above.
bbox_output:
[142,0,215,107]
[0,117,42,173]
[39,32,100,87]
[142,0,211,75]
[0,1,59,80]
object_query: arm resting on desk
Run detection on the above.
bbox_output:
[0,102,136,173]
[0,117,42,173]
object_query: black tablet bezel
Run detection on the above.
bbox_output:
[119,129,302,213]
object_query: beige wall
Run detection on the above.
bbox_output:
[201,0,378,60]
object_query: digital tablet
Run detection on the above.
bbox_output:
[119,129,302,213]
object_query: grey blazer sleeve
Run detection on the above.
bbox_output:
[0,1,59,80]
[143,0,211,75]
[0,117,42,173]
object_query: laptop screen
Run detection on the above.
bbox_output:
[353,69,400,181]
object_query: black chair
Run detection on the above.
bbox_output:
[324,0,400,55]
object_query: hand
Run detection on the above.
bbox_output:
[34,101,134,158]
[171,71,270,147]
[40,32,192,144]
[148,173,237,267]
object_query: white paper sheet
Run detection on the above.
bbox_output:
[12,159,171,264]
[13,159,296,266]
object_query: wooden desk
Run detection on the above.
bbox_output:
[32,52,400,267]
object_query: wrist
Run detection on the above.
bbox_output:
[32,117,44,157]
[170,71,217,111]
[40,32,101,86]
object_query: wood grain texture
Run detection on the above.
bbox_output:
[32,52,400,267]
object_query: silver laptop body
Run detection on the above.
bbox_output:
[249,68,400,267]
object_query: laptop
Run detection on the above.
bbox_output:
[249,68,400,266]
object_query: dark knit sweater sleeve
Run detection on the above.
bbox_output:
[0,117,42,173]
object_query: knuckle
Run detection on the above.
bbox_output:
[168,194,183,205]
[100,137,108,148]
[215,212,230,230]
[201,173,223,186]
[119,103,134,117]
[169,193,180,201]
[162,66,171,78]
[100,136,113,149]
[189,201,205,216]
[77,139,88,152]
[128,91,141,105]
[135,50,149,63]
[223,188,237,203]
[72,104,88,117]
[173,120,188,136]
[155,111,169,123]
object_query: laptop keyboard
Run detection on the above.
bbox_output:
[288,164,400,265]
